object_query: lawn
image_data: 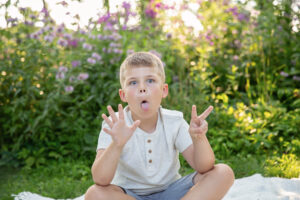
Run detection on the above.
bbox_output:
[0,155,270,200]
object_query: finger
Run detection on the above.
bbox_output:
[198,106,214,121]
[130,120,140,132]
[118,104,124,120]
[107,105,118,123]
[191,105,197,121]
[102,114,113,129]
[103,127,113,136]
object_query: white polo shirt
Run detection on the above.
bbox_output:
[97,106,192,195]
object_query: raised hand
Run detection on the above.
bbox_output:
[102,104,140,147]
[189,105,214,139]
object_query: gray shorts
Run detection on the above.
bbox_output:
[121,172,197,200]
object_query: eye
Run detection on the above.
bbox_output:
[129,80,137,85]
[147,79,155,84]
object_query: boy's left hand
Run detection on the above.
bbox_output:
[189,105,214,139]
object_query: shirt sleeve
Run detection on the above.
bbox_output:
[175,118,193,153]
[96,120,112,151]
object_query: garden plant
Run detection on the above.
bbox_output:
[0,0,299,199]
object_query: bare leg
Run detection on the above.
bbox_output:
[181,164,235,200]
[85,184,135,200]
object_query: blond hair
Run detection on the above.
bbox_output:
[119,52,165,88]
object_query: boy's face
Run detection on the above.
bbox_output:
[119,66,168,120]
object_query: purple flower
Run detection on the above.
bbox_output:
[292,76,300,81]
[109,43,121,48]
[127,49,134,55]
[30,33,39,39]
[24,21,34,26]
[82,43,93,51]
[88,33,96,39]
[56,72,65,80]
[233,55,239,60]
[77,73,89,80]
[227,6,238,16]
[92,52,102,60]
[63,33,72,40]
[145,8,157,18]
[97,34,103,40]
[280,71,289,77]
[59,66,68,72]
[166,33,172,39]
[64,85,74,93]
[44,35,54,42]
[57,39,68,47]
[71,60,81,68]
[68,39,78,48]
[155,3,163,9]
[104,22,114,31]
[56,24,65,33]
[19,7,27,12]
[29,14,36,19]
[41,7,49,17]
[98,13,110,23]
[79,29,86,35]
[113,49,123,54]
[87,58,96,64]
[149,50,162,58]
[122,2,131,10]
[69,76,76,82]
[237,13,249,22]
[111,33,122,40]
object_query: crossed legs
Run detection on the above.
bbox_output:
[181,163,235,200]
[85,163,234,200]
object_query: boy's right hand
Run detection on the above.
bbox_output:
[102,104,140,148]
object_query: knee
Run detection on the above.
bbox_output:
[84,184,109,200]
[214,164,235,186]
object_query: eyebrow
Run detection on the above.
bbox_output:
[126,75,157,80]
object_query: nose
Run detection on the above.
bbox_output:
[139,83,146,93]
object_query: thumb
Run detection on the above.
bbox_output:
[130,120,140,132]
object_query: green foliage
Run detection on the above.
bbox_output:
[0,0,299,179]
[265,154,300,178]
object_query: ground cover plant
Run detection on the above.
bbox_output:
[0,0,299,199]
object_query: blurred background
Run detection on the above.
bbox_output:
[0,0,299,199]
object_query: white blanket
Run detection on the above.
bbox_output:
[12,174,300,200]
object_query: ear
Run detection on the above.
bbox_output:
[162,84,168,98]
[119,89,127,102]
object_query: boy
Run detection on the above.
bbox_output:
[85,52,234,200]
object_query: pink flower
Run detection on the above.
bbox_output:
[64,85,74,93]
[145,8,157,18]
[77,73,89,80]
[59,66,68,72]
[280,71,289,77]
[82,43,93,51]
[87,58,96,64]
[56,72,65,80]
[92,52,102,60]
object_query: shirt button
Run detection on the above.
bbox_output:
[149,159,152,163]
[147,139,151,143]
[148,149,152,153]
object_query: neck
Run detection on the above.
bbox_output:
[132,111,158,133]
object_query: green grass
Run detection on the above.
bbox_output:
[1,154,299,200]
[0,160,94,200]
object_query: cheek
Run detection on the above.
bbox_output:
[125,89,136,99]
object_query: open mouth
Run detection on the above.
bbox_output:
[141,100,150,111]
